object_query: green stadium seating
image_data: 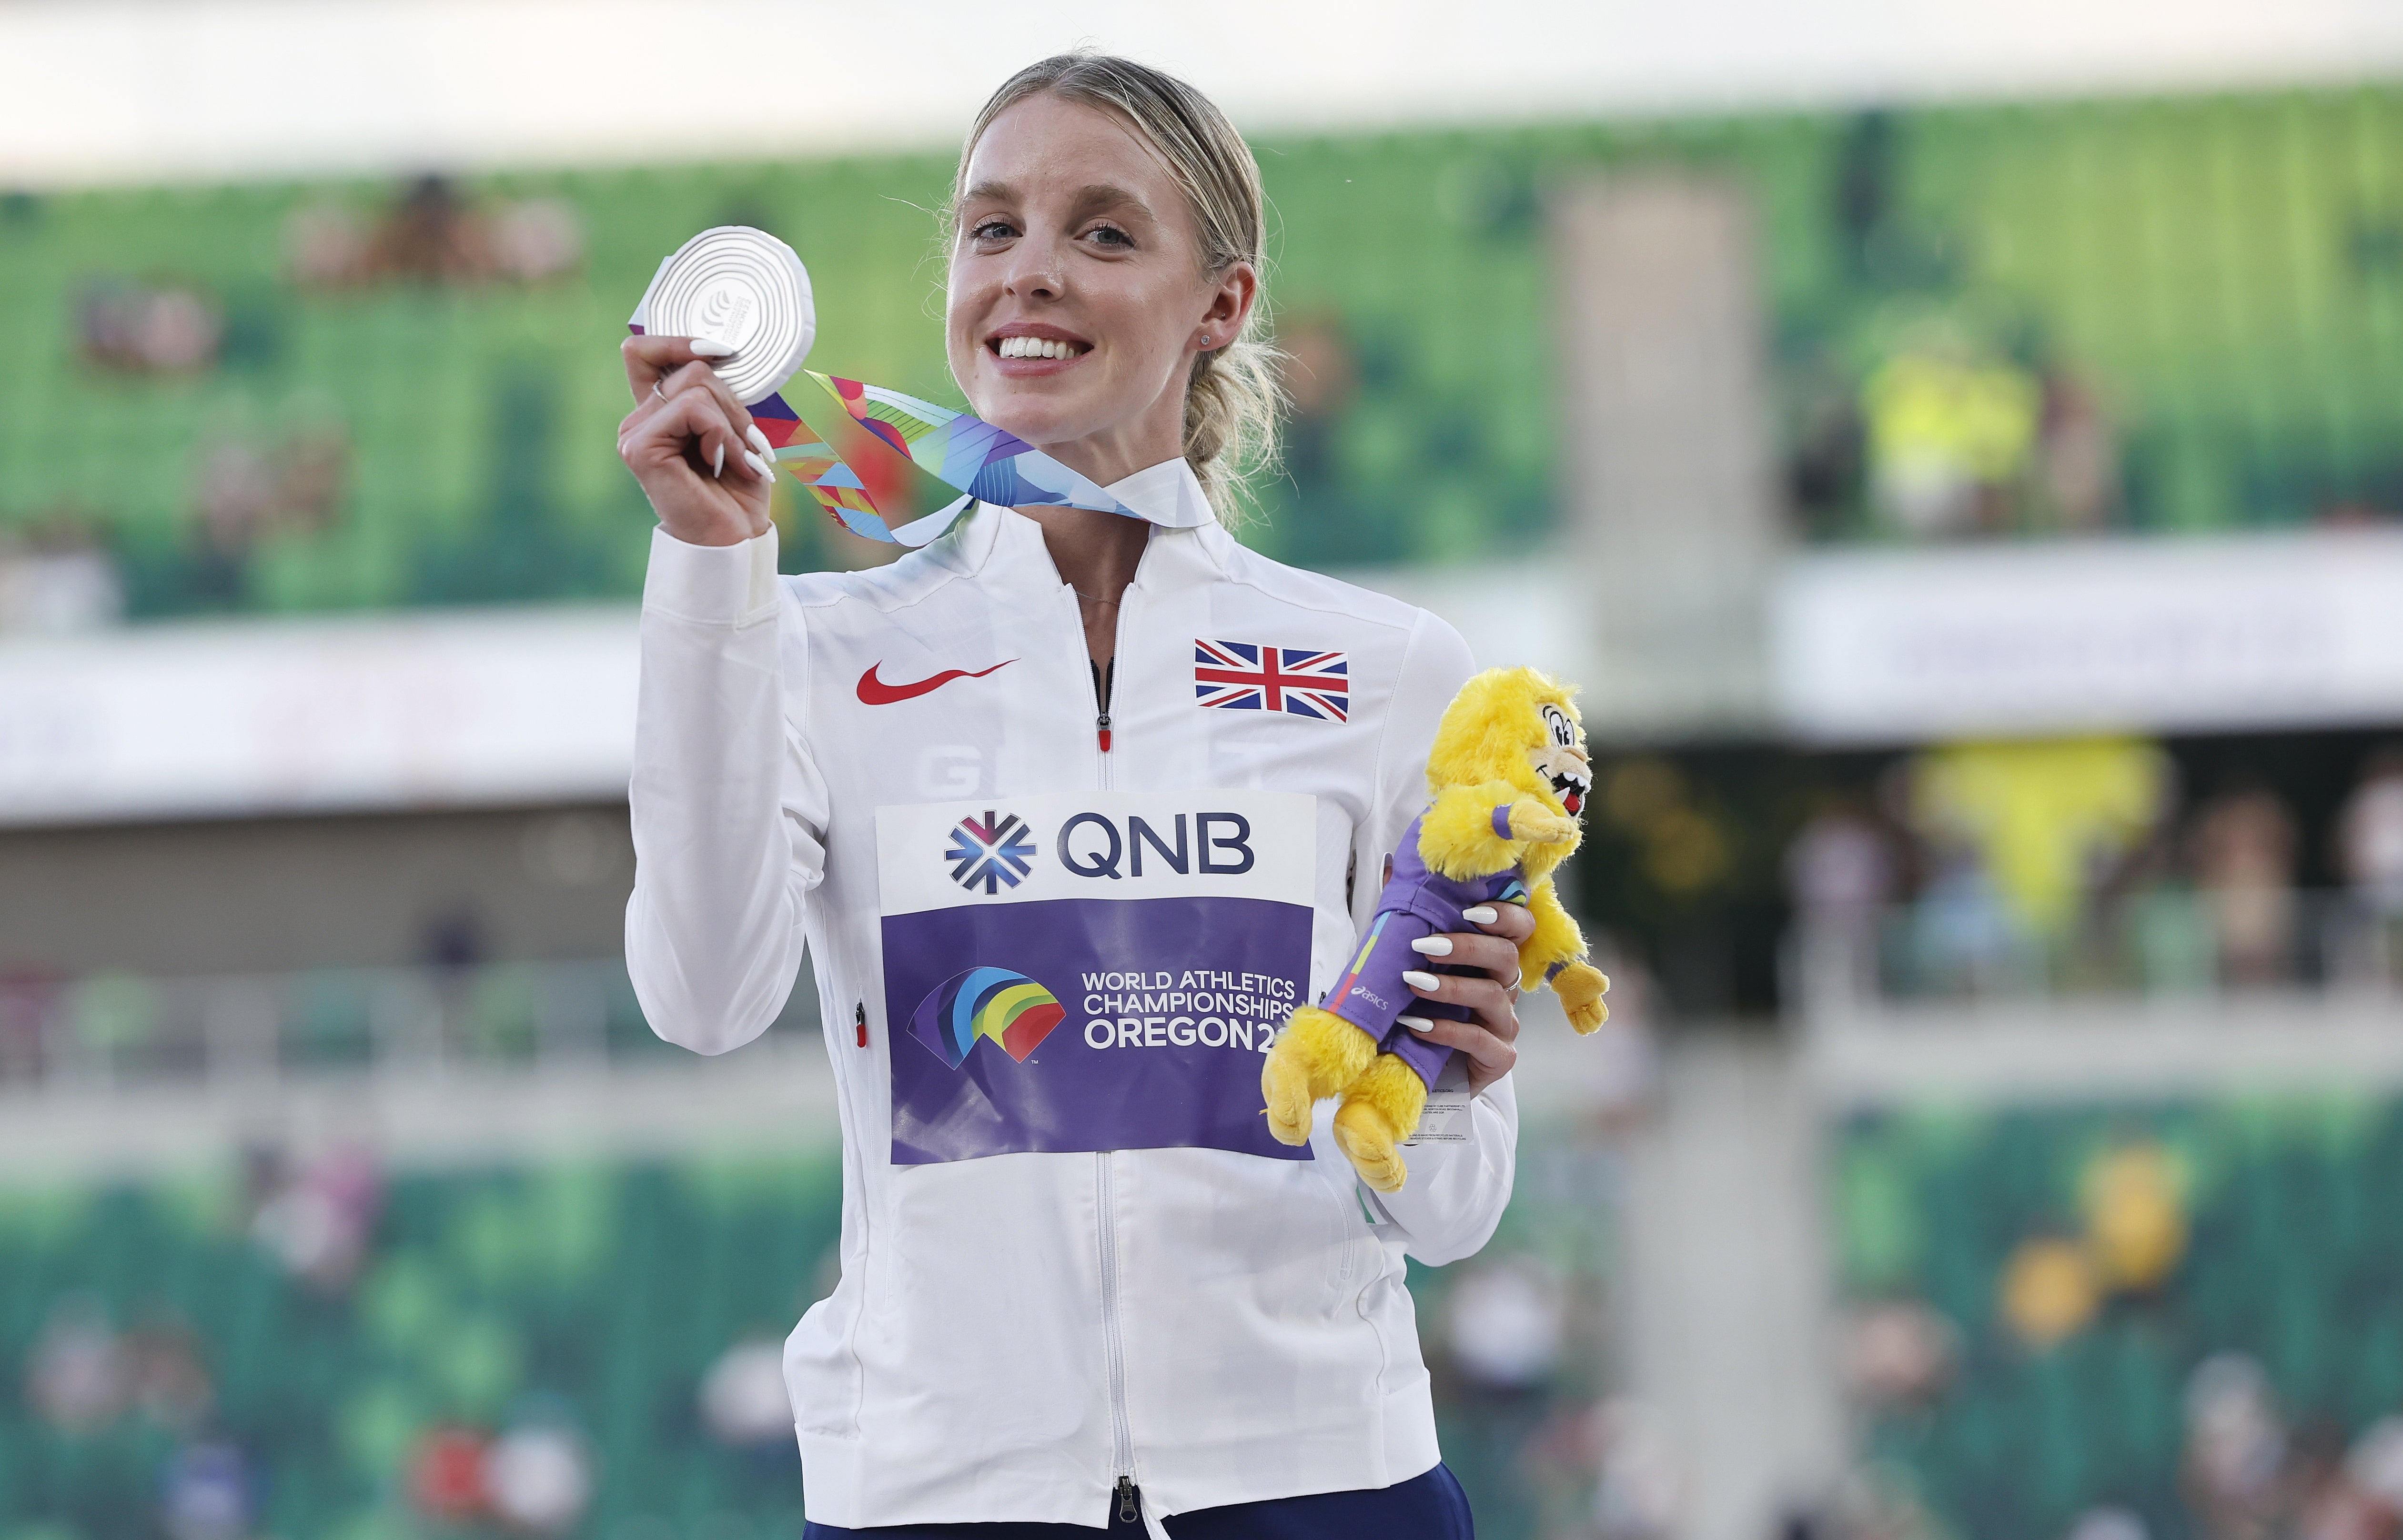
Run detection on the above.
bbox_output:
[1836,1097,2403,1540]
[6,87,2402,621]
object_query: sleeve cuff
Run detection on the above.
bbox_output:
[643,524,781,623]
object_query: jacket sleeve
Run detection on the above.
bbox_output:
[1354,611,1518,1265]
[623,525,826,1055]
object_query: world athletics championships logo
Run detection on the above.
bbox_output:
[947,810,1034,894]
[909,967,1066,1068]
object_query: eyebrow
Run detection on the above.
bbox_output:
[959,180,1156,223]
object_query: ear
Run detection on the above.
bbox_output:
[1196,259,1259,348]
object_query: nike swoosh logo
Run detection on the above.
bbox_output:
[856,659,1017,705]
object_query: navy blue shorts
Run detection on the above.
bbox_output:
[800,1462,1474,1540]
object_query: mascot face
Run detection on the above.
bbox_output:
[1529,699,1592,816]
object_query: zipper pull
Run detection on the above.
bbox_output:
[1096,710,1112,754]
[1115,1477,1138,1525]
[854,1002,868,1048]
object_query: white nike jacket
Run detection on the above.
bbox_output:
[625,457,1516,1529]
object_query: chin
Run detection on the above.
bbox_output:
[968,380,1094,450]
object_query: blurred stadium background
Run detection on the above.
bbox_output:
[8,3,2403,1538]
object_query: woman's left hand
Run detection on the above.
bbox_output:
[1398,902,1532,1096]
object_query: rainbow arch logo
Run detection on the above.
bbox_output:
[907,967,1065,1068]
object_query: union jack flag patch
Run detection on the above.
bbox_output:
[1193,640,1350,721]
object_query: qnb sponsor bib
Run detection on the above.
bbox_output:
[876,790,1316,1165]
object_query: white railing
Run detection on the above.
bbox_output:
[1786,889,2403,1017]
[0,957,818,1089]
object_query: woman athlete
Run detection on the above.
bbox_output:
[615,53,1533,1540]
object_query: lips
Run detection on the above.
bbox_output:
[985,323,1092,364]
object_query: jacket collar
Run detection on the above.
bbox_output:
[1101,457,1216,530]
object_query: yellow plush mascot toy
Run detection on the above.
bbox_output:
[1262,667,1610,1191]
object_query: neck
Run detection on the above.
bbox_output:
[1019,503,1152,666]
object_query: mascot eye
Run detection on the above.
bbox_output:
[1541,704,1575,747]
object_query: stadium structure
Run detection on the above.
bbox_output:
[5,16,2403,1540]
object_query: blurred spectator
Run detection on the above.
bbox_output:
[484,1422,595,1534]
[1839,1299,1958,1409]
[1786,802,1898,1006]
[1587,1399,1686,1540]
[2062,1509,2150,1540]
[2182,1353,2286,1540]
[1787,359,1868,538]
[2039,372,2121,532]
[699,1338,795,1449]
[251,1143,384,1293]
[1908,738,2169,938]
[78,277,222,374]
[490,197,585,282]
[126,1317,217,1431]
[0,515,124,632]
[1788,804,1898,928]
[1997,1235,2098,1349]
[1809,1462,1948,1540]
[284,200,370,288]
[1861,328,2040,537]
[2290,1419,2386,1540]
[191,423,352,549]
[370,175,494,284]
[2335,749,2403,916]
[287,182,581,288]
[421,907,491,973]
[25,1294,130,1433]
[159,1441,255,1540]
[0,974,55,1081]
[2080,1141,2187,1293]
[1911,839,2016,996]
[2190,787,2299,987]
[183,420,353,604]
[1443,1255,1567,1394]
[2344,1417,2403,1525]
[408,1426,492,1522]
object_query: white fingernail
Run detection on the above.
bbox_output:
[1463,906,1498,926]
[1399,1015,1435,1032]
[689,337,736,358]
[1409,936,1453,956]
[743,449,774,481]
[745,423,773,456]
[712,443,725,479]
[1402,970,1441,992]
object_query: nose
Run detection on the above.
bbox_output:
[1001,238,1065,303]
[1563,743,1591,764]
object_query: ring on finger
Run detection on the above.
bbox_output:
[652,380,666,401]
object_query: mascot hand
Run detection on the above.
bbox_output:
[1553,962,1611,1035]
[1507,797,1578,845]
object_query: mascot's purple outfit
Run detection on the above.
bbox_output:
[1322,808,1531,1090]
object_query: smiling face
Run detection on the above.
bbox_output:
[1529,700,1593,816]
[946,93,1257,486]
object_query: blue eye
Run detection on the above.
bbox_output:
[1087,224,1134,248]
[970,220,1016,242]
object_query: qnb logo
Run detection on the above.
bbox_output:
[1057,811,1254,881]
[948,811,1035,894]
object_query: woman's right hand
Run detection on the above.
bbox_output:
[618,334,779,547]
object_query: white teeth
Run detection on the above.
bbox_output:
[998,336,1079,359]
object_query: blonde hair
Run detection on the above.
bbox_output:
[953,53,1282,522]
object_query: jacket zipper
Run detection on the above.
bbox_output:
[1085,574,1137,1505]
[1098,1153,1138,1516]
